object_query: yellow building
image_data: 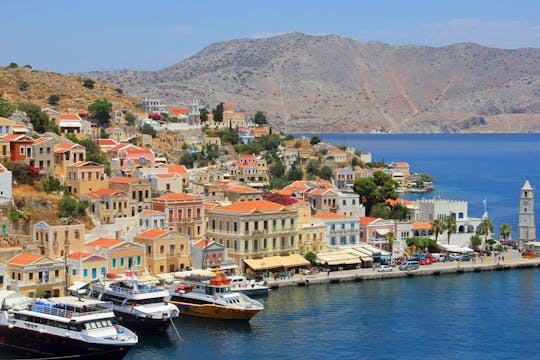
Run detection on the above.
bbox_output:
[7,253,66,297]
[133,229,190,274]
[66,251,108,284]
[65,161,108,197]
[33,220,86,259]
[85,238,145,276]
[206,200,300,268]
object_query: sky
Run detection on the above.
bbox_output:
[3,0,540,73]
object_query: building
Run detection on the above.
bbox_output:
[224,185,264,202]
[138,209,166,230]
[85,238,146,276]
[313,212,359,247]
[141,98,167,113]
[0,117,13,136]
[133,229,190,274]
[109,177,152,215]
[206,200,300,268]
[7,253,66,297]
[519,180,536,250]
[31,137,56,175]
[334,167,355,190]
[54,142,86,179]
[190,239,230,270]
[33,220,86,259]
[81,189,130,224]
[66,252,108,283]
[0,163,12,204]
[359,217,396,252]
[65,161,108,197]
[152,192,204,239]
[1,134,34,162]
[149,172,183,194]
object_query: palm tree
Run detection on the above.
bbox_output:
[431,219,446,243]
[385,231,396,256]
[479,218,494,251]
[444,215,457,245]
[499,223,512,242]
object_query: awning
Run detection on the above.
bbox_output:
[316,250,361,266]
[376,229,390,236]
[68,281,88,293]
[243,254,310,271]
[438,244,474,253]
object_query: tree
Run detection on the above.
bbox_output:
[499,223,511,241]
[263,192,298,206]
[0,98,14,118]
[6,161,30,184]
[444,215,457,245]
[304,251,317,264]
[8,62,18,68]
[83,78,95,89]
[88,99,112,127]
[470,234,482,251]
[47,94,60,106]
[319,166,333,180]
[258,134,281,151]
[58,195,78,218]
[431,219,446,243]
[42,176,63,193]
[353,177,378,213]
[478,218,494,251]
[286,162,303,181]
[140,123,157,138]
[306,160,320,176]
[18,81,29,91]
[385,231,396,255]
[199,108,208,122]
[253,111,267,125]
[389,203,409,221]
[179,152,195,168]
[124,112,135,126]
[370,203,391,219]
[212,102,224,123]
[17,102,53,133]
[269,160,285,179]
[310,135,321,146]
[351,157,362,169]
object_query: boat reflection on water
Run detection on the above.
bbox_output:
[177,315,254,333]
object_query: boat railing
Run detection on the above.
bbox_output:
[109,284,165,295]
[30,302,112,318]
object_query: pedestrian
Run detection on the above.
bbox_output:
[327,270,330,278]
[502,255,505,262]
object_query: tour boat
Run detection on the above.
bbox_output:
[87,277,179,333]
[227,275,269,297]
[168,269,264,321]
[0,295,137,359]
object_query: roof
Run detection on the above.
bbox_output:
[97,139,118,146]
[8,253,42,265]
[82,192,100,200]
[204,203,220,210]
[155,173,179,178]
[32,137,51,145]
[155,192,201,201]
[413,222,432,231]
[139,209,163,215]
[94,188,123,196]
[69,161,103,168]
[170,107,190,116]
[313,212,351,219]
[58,114,82,121]
[243,254,309,271]
[225,185,261,194]
[392,162,409,167]
[160,164,188,175]
[109,176,138,184]
[2,134,33,142]
[136,228,168,239]
[86,238,124,248]
[360,217,380,226]
[192,239,214,248]
[215,200,285,213]
[66,252,92,260]
[386,198,414,206]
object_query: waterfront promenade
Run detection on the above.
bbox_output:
[265,249,540,288]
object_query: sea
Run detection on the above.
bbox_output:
[3,134,540,360]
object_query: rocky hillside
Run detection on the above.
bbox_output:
[79,32,540,133]
[0,66,140,113]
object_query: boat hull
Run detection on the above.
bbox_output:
[237,287,269,297]
[0,325,133,359]
[114,310,172,333]
[170,301,260,320]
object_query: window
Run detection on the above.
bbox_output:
[170,244,175,255]
[273,238,276,248]
[352,199,356,205]
[147,245,151,254]
[136,256,141,266]
[233,222,238,233]
[83,269,89,277]
[120,257,125,268]
[244,241,249,252]
[112,258,117,269]
[253,239,258,251]
[72,269,77,276]
[20,147,24,155]
[160,245,164,254]
[343,200,346,206]
[91,268,97,279]
[290,237,294,246]
[101,267,106,276]
[281,237,285,248]
[29,273,33,281]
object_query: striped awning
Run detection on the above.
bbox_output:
[244,254,310,271]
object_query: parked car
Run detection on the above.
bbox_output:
[303,267,320,275]
[378,265,394,272]
[457,255,472,261]
[399,261,420,271]
[431,253,448,262]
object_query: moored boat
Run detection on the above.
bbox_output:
[87,276,179,333]
[168,269,264,321]
[227,275,269,297]
[0,295,137,359]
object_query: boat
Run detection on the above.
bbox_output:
[0,295,137,359]
[227,275,269,297]
[168,268,264,321]
[87,276,179,333]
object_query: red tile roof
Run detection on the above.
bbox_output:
[386,198,414,206]
[160,164,187,175]
[94,188,121,195]
[66,252,92,260]
[155,192,201,201]
[82,192,100,200]
[225,185,261,194]
[140,209,162,215]
[109,176,138,184]
[8,253,42,265]
[413,222,432,231]
[97,139,118,146]
[359,217,380,226]
[170,107,190,116]
[313,212,351,219]
[136,228,168,239]
[59,114,82,121]
[193,239,213,248]
[86,238,124,248]
[215,200,285,213]
[32,137,51,145]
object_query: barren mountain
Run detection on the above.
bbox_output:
[0,66,140,113]
[79,32,540,133]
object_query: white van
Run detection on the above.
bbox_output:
[431,253,448,262]
[399,261,420,271]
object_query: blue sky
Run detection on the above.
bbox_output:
[3,0,540,73]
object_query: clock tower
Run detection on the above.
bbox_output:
[518,180,536,250]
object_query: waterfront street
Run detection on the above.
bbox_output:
[265,249,539,287]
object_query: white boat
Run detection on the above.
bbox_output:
[0,295,137,359]
[168,269,264,321]
[87,277,179,333]
[227,275,269,296]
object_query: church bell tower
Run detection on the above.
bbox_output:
[518,180,536,250]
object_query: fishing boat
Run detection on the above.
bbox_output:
[168,268,264,321]
[227,275,269,297]
[0,295,137,359]
[87,276,179,333]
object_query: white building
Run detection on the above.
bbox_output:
[141,98,168,113]
[312,212,359,247]
[0,163,12,204]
